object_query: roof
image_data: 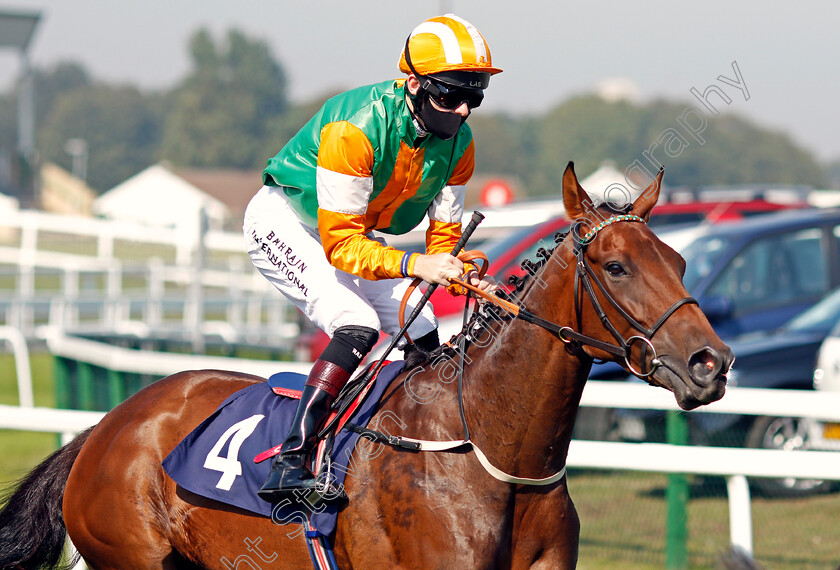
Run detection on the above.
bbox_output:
[173,167,263,225]
[0,190,18,213]
[694,206,840,240]
[94,164,231,231]
[40,162,96,216]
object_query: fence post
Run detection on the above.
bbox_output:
[665,410,689,569]
[105,261,122,329]
[146,257,164,328]
[726,475,753,556]
[62,266,79,328]
[189,207,208,354]
[0,326,33,407]
[227,256,244,330]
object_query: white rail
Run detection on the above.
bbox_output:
[582,379,840,421]
[0,209,297,342]
[0,209,244,265]
[44,332,312,377]
[4,331,840,560]
[0,326,33,407]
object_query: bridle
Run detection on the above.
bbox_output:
[568,214,698,377]
[457,214,698,379]
[345,213,700,486]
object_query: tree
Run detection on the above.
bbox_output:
[38,84,165,192]
[468,112,536,179]
[526,95,648,196]
[34,62,92,122]
[518,95,827,196]
[159,29,289,169]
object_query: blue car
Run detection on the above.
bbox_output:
[590,207,840,378]
[689,287,840,496]
[577,208,840,440]
[678,208,840,338]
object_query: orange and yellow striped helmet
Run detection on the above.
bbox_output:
[399,14,502,87]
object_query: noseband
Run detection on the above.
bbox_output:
[567,214,698,377]
[339,214,698,486]
[477,214,697,379]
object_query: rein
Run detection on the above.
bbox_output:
[452,214,697,378]
[360,214,697,487]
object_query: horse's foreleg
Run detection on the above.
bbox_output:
[511,483,580,570]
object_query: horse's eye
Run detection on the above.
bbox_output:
[606,262,627,276]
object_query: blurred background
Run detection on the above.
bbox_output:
[1,1,840,568]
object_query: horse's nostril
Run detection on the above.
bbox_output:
[688,347,723,385]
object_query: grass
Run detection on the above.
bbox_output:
[571,469,840,569]
[0,352,60,488]
[0,353,838,569]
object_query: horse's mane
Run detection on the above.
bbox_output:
[403,202,631,372]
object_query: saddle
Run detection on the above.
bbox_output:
[161,360,406,536]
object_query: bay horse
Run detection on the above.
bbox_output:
[0,162,732,569]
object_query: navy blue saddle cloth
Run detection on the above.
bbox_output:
[162,360,405,536]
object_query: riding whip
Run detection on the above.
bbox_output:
[319,211,485,438]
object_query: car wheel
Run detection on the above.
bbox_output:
[745,415,834,497]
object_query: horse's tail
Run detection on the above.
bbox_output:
[0,426,94,570]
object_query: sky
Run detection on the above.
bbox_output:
[1,0,839,163]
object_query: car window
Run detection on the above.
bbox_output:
[786,287,840,334]
[681,236,732,290]
[648,212,706,227]
[706,228,827,314]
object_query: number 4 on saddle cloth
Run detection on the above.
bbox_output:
[162,360,406,537]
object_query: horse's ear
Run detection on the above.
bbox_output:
[562,162,587,220]
[630,166,664,222]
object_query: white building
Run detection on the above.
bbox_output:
[93,164,232,236]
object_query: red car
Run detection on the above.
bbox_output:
[298,198,808,361]
[428,198,809,318]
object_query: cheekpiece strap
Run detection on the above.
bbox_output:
[580,214,646,244]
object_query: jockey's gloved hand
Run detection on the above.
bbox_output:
[412,252,463,286]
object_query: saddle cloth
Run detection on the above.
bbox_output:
[162,360,406,536]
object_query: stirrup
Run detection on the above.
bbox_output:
[259,474,348,507]
[304,473,349,507]
[258,458,347,507]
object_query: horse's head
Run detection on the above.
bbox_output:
[560,162,733,410]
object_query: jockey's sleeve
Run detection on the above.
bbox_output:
[425,139,472,256]
[316,121,414,280]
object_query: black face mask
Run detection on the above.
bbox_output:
[412,91,466,141]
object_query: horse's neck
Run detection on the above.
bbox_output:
[462,248,589,477]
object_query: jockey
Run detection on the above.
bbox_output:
[244,14,501,503]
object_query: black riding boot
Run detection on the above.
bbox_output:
[257,379,336,503]
[258,325,379,504]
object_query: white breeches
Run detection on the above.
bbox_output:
[243,186,437,344]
